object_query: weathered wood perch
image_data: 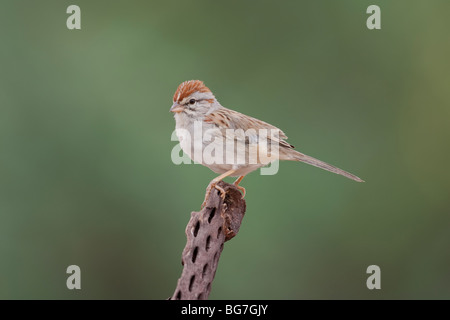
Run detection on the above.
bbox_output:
[171,181,246,300]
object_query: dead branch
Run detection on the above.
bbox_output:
[170,181,246,300]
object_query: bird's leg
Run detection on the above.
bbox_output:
[201,169,236,209]
[233,175,246,198]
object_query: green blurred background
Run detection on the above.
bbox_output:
[1,0,449,299]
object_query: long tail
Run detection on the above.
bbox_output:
[290,150,364,182]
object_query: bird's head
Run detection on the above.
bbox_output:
[170,80,217,117]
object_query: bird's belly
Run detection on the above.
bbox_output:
[175,124,273,176]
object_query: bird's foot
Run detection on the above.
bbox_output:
[201,180,227,209]
[234,184,246,198]
[233,175,246,199]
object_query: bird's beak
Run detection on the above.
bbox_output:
[170,103,184,113]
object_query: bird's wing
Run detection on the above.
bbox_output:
[204,108,294,149]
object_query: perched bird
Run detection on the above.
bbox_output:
[170,80,363,206]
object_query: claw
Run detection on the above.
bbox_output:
[233,175,246,199]
[235,185,246,198]
[201,180,227,209]
[215,184,226,200]
[201,170,239,209]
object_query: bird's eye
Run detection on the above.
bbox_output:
[189,99,196,105]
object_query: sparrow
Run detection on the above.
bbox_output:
[170,80,363,206]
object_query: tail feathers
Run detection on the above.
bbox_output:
[292,151,364,182]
